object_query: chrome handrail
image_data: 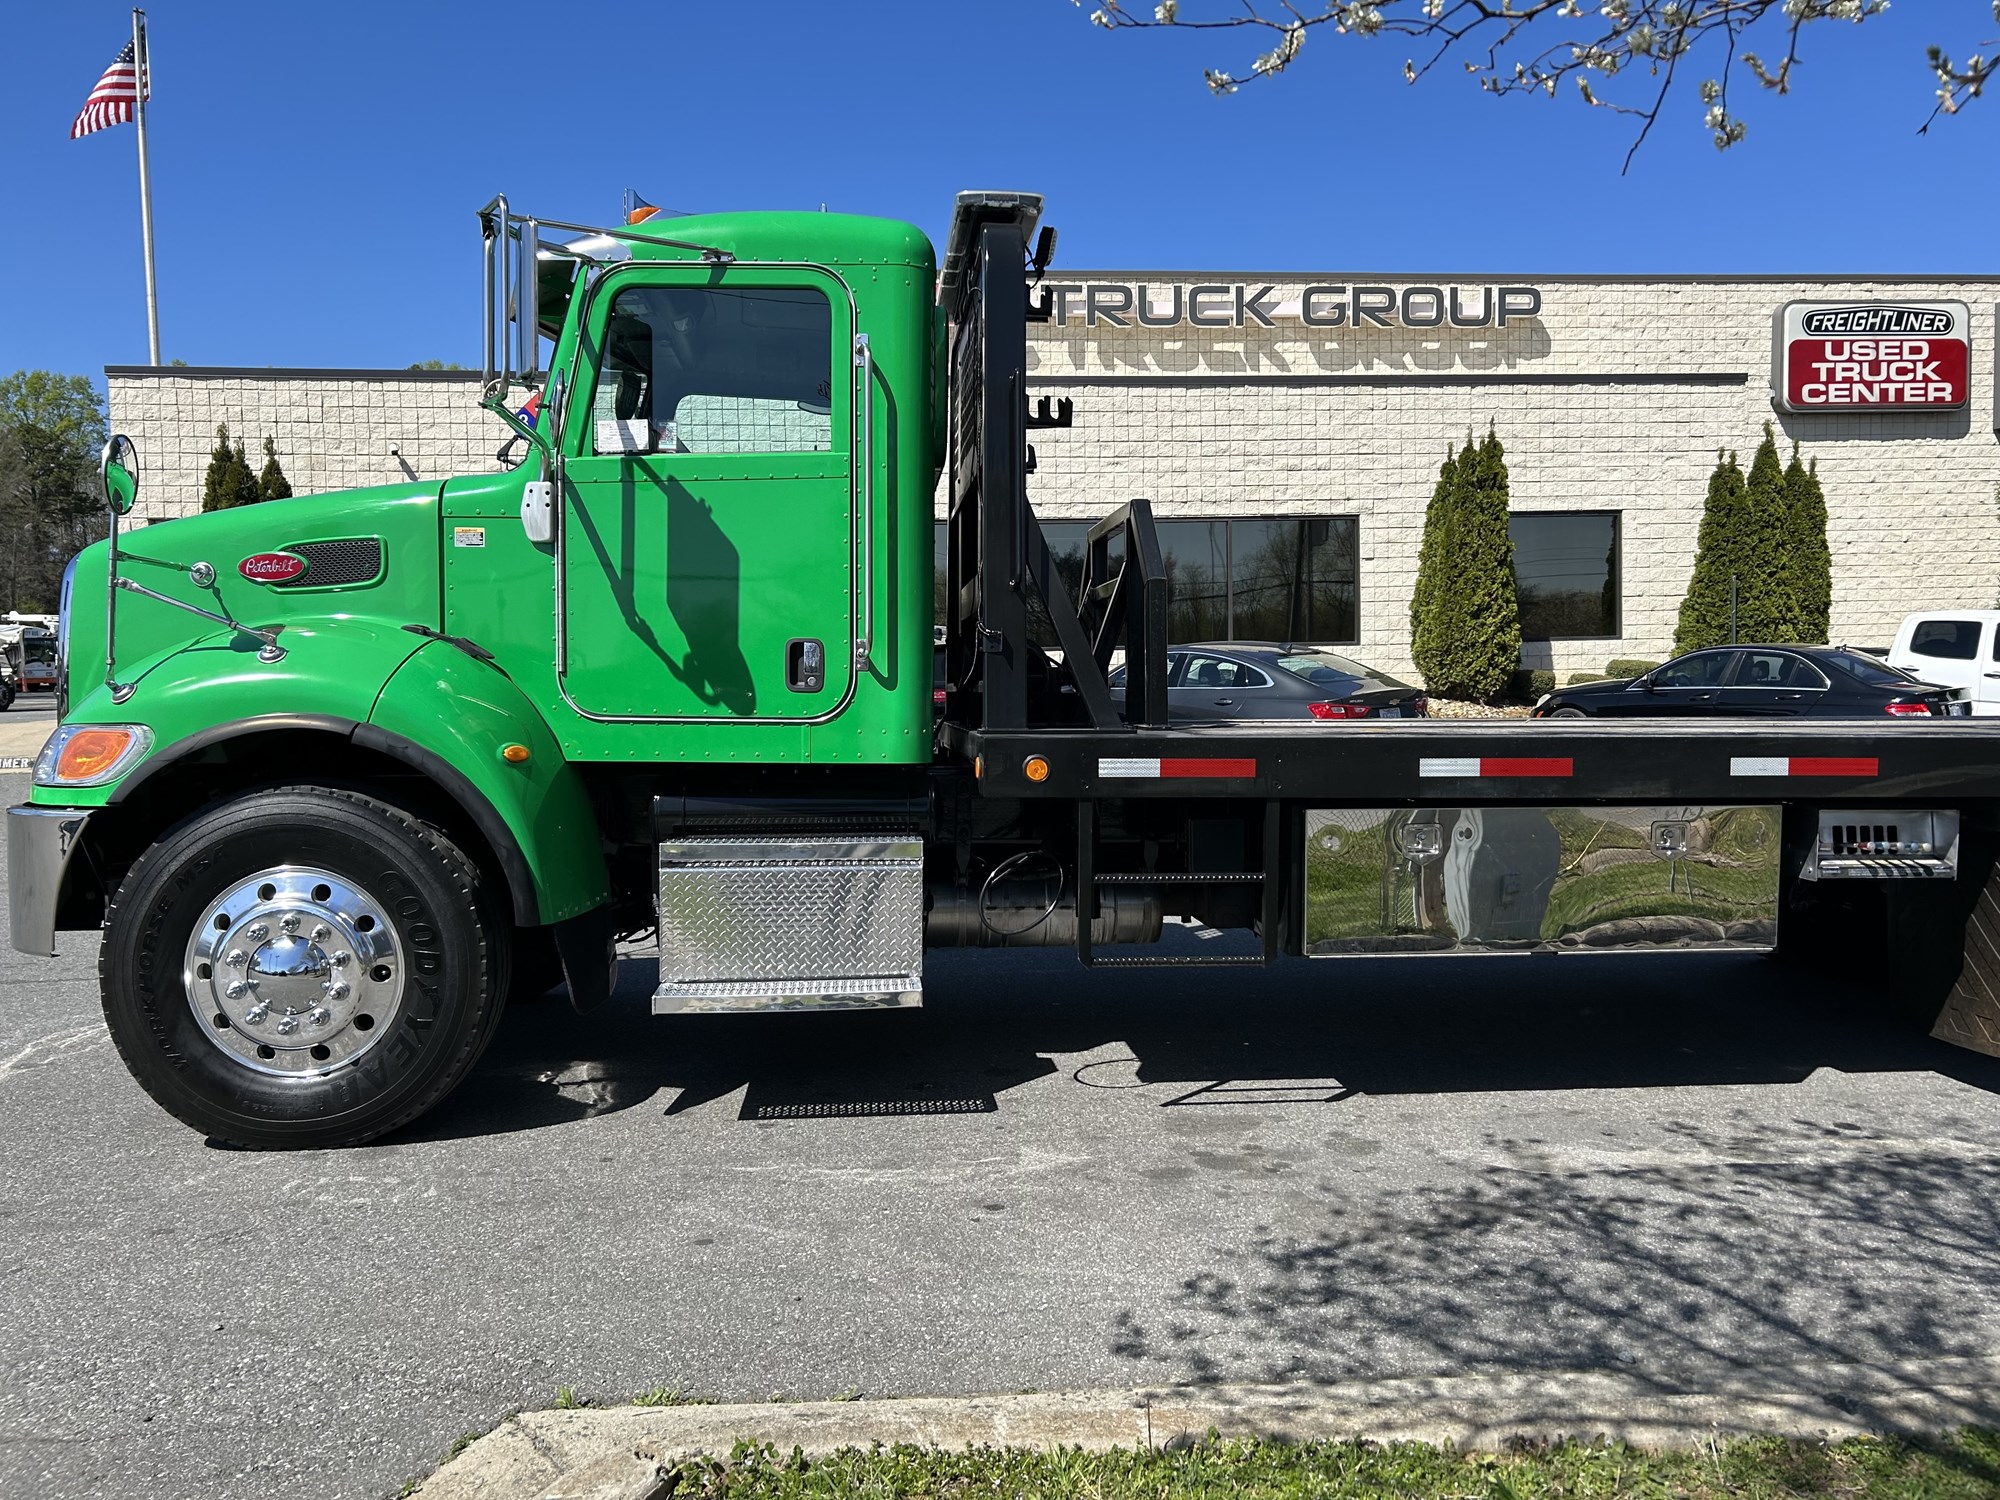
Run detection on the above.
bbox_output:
[853,332,874,669]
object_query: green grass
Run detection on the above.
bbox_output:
[641,1430,2000,1498]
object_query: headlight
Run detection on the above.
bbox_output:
[34,723,152,788]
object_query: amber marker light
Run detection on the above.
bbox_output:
[1023,755,1051,783]
[974,755,984,780]
[500,743,532,764]
[35,724,152,788]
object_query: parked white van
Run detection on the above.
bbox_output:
[1887,610,2000,714]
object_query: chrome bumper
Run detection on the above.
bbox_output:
[8,804,92,957]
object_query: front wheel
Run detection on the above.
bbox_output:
[100,785,507,1148]
[1546,707,1588,718]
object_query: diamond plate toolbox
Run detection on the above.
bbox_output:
[654,835,925,1013]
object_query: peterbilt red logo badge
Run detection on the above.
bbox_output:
[238,551,309,584]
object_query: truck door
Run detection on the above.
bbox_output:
[557,265,857,722]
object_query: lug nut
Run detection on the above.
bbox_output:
[225,980,248,1000]
[280,915,300,934]
[330,951,351,969]
[328,980,351,1001]
[244,922,269,942]
[307,1007,331,1028]
[243,1001,269,1025]
[275,1012,299,1036]
[226,948,248,969]
[311,924,331,942]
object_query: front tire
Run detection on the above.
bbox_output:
[1547,706,1588,718]
[100,785,507,1148]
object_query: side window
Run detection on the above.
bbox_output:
[1178,654,1272,689]
[590,284,833,456]
[1910,619,1980,661]
[1655,651,1732,689]
[1738,651,1828,689]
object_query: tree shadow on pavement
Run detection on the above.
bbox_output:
[1104,1109,2000,1431]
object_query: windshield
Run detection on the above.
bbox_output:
[1277,651,1378,687]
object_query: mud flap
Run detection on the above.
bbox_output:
[1932,884,2000,1056]
[553,905,619,1015]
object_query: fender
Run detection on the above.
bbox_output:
[368,640,609,925]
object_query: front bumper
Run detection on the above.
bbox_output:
[8,804,92,957]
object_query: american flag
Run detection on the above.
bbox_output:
[70,37,149,141]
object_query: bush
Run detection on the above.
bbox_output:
[1568,671,1609,685]
[1508,668,1556,701]
[200,423,260,511]
[1606,658,1659,677]
[257,436,293,501]
[1410,426,1521,703]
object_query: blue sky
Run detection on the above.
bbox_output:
[1,1,1991,376]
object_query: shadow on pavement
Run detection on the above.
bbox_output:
[402,944,2000,1145]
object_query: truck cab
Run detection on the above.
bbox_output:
[1887,609,2000,714]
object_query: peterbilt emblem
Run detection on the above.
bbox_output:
[238,552,309,584]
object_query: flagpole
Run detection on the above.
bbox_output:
[131,8,160,364]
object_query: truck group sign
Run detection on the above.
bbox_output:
[1772,300,1970,413]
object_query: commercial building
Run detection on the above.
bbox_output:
[108,270,2000,679]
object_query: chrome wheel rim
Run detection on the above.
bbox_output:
[183,865,407,1077]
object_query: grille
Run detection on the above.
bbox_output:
[275,537,382,588]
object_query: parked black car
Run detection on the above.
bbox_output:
[1531,646,1965,719]
[1110,643,1428,721]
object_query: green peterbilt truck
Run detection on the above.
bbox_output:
[14,191,2000,1148]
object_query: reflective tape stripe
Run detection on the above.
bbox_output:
[1419,757,1573,779]
[1730,756,1879,777]
[1099,758,1161,778]
[1098,757,1257,779]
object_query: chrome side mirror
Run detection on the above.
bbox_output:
[101,434,139,516]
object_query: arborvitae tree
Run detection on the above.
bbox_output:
[1673,449,1749,653]
[258,436,293,501]
[201,424,239,512]
[1734,423,1791,642]
[228,435,259,507]
[1783,444,1833,643]
[1413,425,1520,702]
[1408,442,1462,686]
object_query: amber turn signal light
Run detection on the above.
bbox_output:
[500,743,532,764]
[1023,755,1051,783]
[35,724,151,788]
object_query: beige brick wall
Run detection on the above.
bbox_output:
[105,369,515,525]
[1018,275,2000,678]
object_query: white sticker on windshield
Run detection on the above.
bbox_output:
[596,418,648,453]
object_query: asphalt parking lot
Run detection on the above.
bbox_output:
[6,759,2000,1500]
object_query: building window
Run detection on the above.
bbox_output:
[935,516,1359,644]
[1510,512,1620,640]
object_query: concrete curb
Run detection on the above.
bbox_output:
[412,1356,2000,1500]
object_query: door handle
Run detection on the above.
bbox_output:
[1776,692,1804,700]
[1983,672,2000,679]
[1213,697,1235,706]
[852,332,875,669]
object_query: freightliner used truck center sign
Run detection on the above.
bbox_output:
[1771,300,1971,413]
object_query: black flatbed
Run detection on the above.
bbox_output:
[947,717,2000,803]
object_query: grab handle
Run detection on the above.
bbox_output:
[853,332,874,669]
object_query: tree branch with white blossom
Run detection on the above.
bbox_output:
[1082,1,1996,170]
